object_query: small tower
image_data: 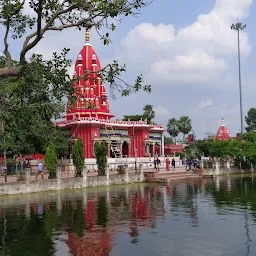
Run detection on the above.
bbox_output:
[216,119,231,140]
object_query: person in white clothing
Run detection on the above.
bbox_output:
[36,161,44,180]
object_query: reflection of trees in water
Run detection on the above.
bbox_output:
[209,177,256,214]
[0,209,55,256]
[97,196,108,227]
[167,183,199,227]
[0,185,167,254]
[208,176,256,256]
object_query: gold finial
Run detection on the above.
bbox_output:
[85,27,90,42]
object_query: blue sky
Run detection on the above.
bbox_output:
[1,0,256,139]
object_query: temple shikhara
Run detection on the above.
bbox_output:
[216,119,231,140]
[57,30,164,159]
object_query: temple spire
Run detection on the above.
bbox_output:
[85,27,90,42]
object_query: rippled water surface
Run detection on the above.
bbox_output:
[1,176,256,256]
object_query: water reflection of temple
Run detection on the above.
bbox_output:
[0,183,206,256]
[65,185,165,255]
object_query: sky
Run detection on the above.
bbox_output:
[1,0,256,139]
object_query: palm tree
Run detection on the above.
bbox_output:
[143,104,155,124]
[178,116,192,142]
[167,118,180,143]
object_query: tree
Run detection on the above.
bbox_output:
[44,145,58,178]
[178,116,192,142]
[164,136,173,144]
[0,55,69,156]
[167,118,180,142]
[142,104,155,124]
[94,142,108,176]
[245,108,256,132]
[0,0,151,97]
[123,115,144,121]
[72,137,84,177]
[243,132,256,144]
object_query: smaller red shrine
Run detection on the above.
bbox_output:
[216,119,231,140]
[164,144,184,155]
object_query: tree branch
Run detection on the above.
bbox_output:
[0,66,22,78]
[3,19,12,67]
[20,3,78,63]
[48,11,105,31]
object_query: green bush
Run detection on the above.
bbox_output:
[72,137,85,177]
[175,152,185,159]
[44,145,58,178]
[94,142,107,176]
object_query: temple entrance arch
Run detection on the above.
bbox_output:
[155,143,160,156]
[122,141,129,157]
[149,144,154,157]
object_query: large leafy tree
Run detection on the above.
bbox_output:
[0,0,152,96]
[167,118,179,142]
[245,108,256,132]
[0,0,152,155]
[142,104,155,124]
[0,55,69,156]
[178,116,192,142]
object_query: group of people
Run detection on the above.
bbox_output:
[153,156,200,172]
[165,157,176,171]
[153,157,176,172]
[185,158,200,170]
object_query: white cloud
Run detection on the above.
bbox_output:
[199,99,213,109]
[118,0,252,84]
[154,106,171,117]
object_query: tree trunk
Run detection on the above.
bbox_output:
[0,66,22,78]
[183,133,185,142]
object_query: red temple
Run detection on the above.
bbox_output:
[216,119,231,140]
[57,30,164,159]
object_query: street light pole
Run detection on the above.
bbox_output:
[133,123,137,171]
[231,22,246,135]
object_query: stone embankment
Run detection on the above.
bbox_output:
[0,166,144,196]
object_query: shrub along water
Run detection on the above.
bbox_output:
[44,145,58,179]
[94,142,108,176]
[72,138,85,177]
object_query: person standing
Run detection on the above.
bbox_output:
[157,158,160,172]
[171,158,175,171]
[153,158,157,172]
[188,159,192,171]
[193,159,197,170]
[166,157,170,171]
[36,161,44,180]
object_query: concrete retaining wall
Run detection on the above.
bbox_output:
[0,171,144,196]
[202,160,251,176]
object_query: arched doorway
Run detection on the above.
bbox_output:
[155,143,160,156]
[122,141,129,157]
[149,144,154,157]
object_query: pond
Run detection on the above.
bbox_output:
[0,176,256,256]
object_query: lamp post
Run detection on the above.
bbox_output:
[191,130,196,157]
[133,123,137,171]
[231,22,246,135]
